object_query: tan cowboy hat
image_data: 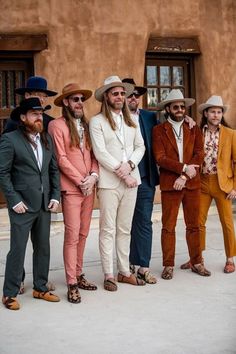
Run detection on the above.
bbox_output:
[95,75,134,102]
[54,83,92,107]
[198,95,228,113]
[156,89,195,111]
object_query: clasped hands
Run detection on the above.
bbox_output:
[79,175,97,196]
[173,164,199,191]
[114,162,137,188]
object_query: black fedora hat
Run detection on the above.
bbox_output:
[122,78,147,96]
[15,76,57,97]
[11,97,49,121]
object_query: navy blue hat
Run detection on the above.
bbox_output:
[15,76,57,97]
[122,78,147,96]
[10,98,49,121]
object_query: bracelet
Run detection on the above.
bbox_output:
[180,175,187,181]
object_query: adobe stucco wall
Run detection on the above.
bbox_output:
[0,0,235,126]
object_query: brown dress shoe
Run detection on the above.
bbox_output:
[117,273,146,286]
[33,290,60,302]
[180,260,191,270]
[191,264,211,276]
[2,296,20,310]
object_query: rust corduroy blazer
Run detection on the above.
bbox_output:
[152,121,204,191]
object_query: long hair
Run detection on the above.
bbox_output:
[200,108,231,129]
[100,94,136,131]
[62,106,91,149]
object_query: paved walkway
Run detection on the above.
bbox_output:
[0,211,236,354]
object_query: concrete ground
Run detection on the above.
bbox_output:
[0,211,236,354]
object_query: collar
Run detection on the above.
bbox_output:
[203,124,221,133]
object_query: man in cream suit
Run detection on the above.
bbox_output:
[48,83,99,303]
[89,76,146,291]
[181,96,236,273]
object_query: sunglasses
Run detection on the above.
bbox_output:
[110,91,126,97]
[128,93,141,99]
[69,96,85,103]
[172,104,186,110]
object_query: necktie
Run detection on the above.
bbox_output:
[34,135,42,170]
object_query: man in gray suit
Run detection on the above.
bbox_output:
[89,76,146,291]
[0,98,61,310]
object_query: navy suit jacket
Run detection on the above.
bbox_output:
[139,109,159,187]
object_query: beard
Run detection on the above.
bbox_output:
[107,99,124,111]
[67,105,84,119]
[24,119,43,133]
[128,100,138,113]
[169,111,185,122]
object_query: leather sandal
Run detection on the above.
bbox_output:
[180,260,191,270]
[137,270,157,284]
[117,273,146,286]
[129,264,136,274]
[224,261,235,273]
[2,296,20,310]
[161,266,174,280]
[77,274,97,290]
[67,284,81,303]
[191,264,211,276]
[104,278,117,291]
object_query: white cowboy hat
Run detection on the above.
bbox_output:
[95,75,134,102]
[198,95,228,113]
[156,89,195,111]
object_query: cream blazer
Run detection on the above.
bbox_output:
[89,113,145,189]
[217,125,236,193]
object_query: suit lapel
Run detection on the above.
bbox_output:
[164,122,179,154]
[218,125,225,157]
[183,123,191,158]
[19,132,40,171]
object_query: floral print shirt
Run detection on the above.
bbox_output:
[202,125,220,174]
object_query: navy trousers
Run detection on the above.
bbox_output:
[130,177,155,267]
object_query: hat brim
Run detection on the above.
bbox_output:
[133,86,147,96]
[54,89,93,107]
[15,87,58,97]
[95,82,134,102]
[156,97,195,111]
[10,105,49,121]
[198,103,228,114]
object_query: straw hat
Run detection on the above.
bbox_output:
[156,89,195,111]
[198,95,228,113]
[54,83,92,107]
[95,76,134,102]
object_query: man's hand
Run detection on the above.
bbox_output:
[115,162,132,179]
[13,201,28,214]
[184,115,196,129]
[48,200,59,212]
[173,176,186,190]
[226,189,236,200]
[185,164,199,179]
[123,175,138,188]
[79,175,97,196]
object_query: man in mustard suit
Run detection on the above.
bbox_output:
[48,83,99,303]
[89,76,146,291]
[181,96,236,273]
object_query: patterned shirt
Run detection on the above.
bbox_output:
[202,125,220,174]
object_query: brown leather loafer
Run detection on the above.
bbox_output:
[117,273,146,286]
[2,296,20,310]
[191,264,211,277]
[33,290,60,302]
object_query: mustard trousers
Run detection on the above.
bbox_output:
[200,174,236,258]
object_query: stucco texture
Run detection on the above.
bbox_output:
[0,0,235,126]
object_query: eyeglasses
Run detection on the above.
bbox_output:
[110,91,126,97]
[128,93,140,99]
[69,96,85,103]
[172,104,186,110]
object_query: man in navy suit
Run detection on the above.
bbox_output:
[122,79,159,284]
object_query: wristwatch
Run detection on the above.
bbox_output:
[128,160,135,171]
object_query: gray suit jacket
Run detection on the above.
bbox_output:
[89,112,145,189]
[0,129,60,212]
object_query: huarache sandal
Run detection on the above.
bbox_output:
[191,264,211,276]
[104,278,117,292]
[117,273,146,286]
[224,261,235,273]
[67,284,81,303]
[2,296,20,310]
[161,266,174,280]
[137,270,157,284]
[77,273,97,290]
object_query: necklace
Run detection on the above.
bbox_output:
[172,125,183,143]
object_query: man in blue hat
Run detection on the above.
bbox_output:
[3,76,57,133]
[0,97,61,310]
